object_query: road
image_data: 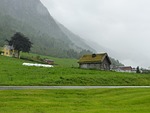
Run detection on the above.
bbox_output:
[0,86,150,90]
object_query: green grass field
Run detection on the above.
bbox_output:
[0,55,150,86]
[20,52,79,67]
[0,88,150,113]
[0,55,150,113]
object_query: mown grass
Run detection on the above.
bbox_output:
[0,55,150,86]
[0,88,150,113]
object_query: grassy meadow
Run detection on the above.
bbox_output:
[0,88,150,113]
[0,54,150,113]
[0,54,150,86]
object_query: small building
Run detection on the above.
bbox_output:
[112,66,135,73]
[78,53,111,70]
[2,45,18,57]
[44,59,54,65]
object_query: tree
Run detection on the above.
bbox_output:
[6,32,32,58]
[136,66,141,73]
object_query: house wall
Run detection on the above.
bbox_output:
[80,63,102,70]
[12,50,18,57]
[3,48,11,56]
[3,46,18,57]
[101,57,111,70]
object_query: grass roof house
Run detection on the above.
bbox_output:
[78,53,111,70]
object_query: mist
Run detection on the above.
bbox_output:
[40,0,150,68]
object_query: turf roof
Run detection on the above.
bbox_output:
[78,53,108,63]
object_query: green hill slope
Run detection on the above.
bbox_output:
[0,55,150,86]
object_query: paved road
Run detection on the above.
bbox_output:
[0,86,150,90]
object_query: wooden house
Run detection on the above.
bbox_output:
[78,53,111,70]
[2,45,18,57]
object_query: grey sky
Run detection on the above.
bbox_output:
[40,0,150,68]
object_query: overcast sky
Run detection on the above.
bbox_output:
[40,0,150,68]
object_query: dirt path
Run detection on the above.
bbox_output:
[0,86,150,90]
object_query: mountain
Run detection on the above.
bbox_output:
[57,23,96,52]
[0,0,93,58]
[0,0,123,66]
[0,0,68,40]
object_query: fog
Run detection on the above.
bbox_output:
[40,0,150,68]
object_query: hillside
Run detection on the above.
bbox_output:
[0,0,69,40]
[0,0,93,58]
[0,0,124,66]
[0,55,150,86]
[57,23,95,52]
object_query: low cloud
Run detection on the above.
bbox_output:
[41,0,150,68]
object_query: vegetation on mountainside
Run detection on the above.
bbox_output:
[0,55,150,86]
[0,12,122,64]
[0,0,125,64]
[0,89,150,113]
[0,0,94,59]
[110,57,124,66]
[0,14,92,59]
